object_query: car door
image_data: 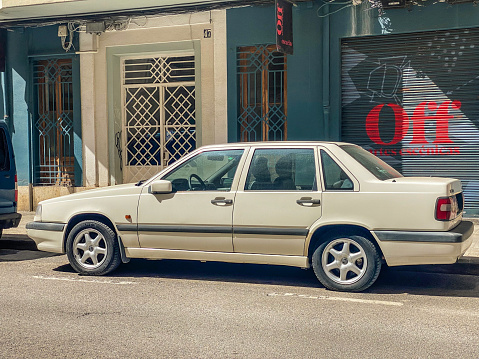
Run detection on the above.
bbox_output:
[232,146,322,256]
[137,148,246,252]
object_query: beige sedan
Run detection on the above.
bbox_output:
[27,142,474,292]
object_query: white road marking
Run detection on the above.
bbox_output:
[268,292,403,306]
[33,275,135,285]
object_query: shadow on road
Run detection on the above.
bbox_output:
[0,235,59,262]
[54,259,321,287]
[53,256,479,297]
[372,259,479,297]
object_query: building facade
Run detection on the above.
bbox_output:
[2,0,479,217]
[0,1,229,210]
[226,0,479,216]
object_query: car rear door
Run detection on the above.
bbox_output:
[232,146,322,256]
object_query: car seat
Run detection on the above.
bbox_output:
[249,156,273,190]
[273,155,296,190]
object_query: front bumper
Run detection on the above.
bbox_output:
[26,221,66,254]
[373,221,475,267]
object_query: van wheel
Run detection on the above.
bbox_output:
[312,235,381,292]
[66,220,121,275]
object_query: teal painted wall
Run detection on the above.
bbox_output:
[7,29,30,186]
[227,0,479,142]
[5,26,82,186]
[227,3,324,142]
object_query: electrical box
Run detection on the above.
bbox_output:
[86,22,106,34]
[58,25,68,37]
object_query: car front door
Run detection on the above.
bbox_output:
[232,147,322,256]
[137,148,246,252]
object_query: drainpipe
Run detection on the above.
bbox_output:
[322,3,330,140]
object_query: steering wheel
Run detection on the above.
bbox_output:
[188,174,206,191]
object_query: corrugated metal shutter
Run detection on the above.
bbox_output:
[341,28,479,216]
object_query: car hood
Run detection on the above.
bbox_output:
[39,183,141,205]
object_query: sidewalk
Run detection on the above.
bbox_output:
[4,211,479,258]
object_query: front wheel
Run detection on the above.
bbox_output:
[312,235,381,292]
[66,220,121,275]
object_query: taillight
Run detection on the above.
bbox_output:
[14,174,18,204]
[436,196,459,221]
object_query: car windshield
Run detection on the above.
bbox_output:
[340,144,403,181]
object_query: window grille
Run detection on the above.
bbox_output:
[237,45,287,142]
[32,58,75,186]
[122,55,196,183]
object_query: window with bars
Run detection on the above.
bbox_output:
[122,55,196,184]
[237,45,287,142]
[32,58,75,186]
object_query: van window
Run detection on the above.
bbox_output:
[0,129,10,172]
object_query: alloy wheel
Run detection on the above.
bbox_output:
[321,238,368,285]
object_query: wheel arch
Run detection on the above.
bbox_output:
[63,213,117,252]
[306,224,384,260]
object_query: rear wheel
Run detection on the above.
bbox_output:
[312,234,381,292]
[66,220,121,275]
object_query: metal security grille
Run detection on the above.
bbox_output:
[33,58,75,186]
[122,55,196,183]
[341,28,479,215]
[237,45,287,141]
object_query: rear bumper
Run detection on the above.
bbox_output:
[374,221,474,243]
[373,221,475,266]
[0,212,22,229]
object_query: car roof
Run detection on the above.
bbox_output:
[198,141,352,150]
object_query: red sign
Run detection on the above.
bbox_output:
[276,0,293,55]
[365,100,461,156]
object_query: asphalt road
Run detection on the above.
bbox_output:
[1,235,479,358]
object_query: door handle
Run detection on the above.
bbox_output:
[296,198,320,205]
[211,198,233,205]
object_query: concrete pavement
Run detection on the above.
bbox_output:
[4,211,479,259]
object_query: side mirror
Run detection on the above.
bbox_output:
[149,180,173,194]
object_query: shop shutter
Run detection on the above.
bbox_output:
[341,28,479,216]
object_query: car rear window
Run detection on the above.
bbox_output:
[340,144,402,181]
[0,129,10,172]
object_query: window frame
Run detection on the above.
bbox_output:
[240,146,320,192]
[159,148,247,193]
[237,44,288,142]
[318,148,359,192]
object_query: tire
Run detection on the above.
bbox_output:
[66,220,121,275]
[312,234,381,292]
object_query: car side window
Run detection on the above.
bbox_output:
[320,150,353,191]
[162,149,244,192]
[245,148,316,191]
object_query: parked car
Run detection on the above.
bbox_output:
[26,142,473,292]
[0,121,21,237]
